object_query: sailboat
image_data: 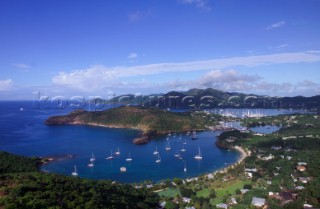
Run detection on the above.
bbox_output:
[194,147,202,160]
[106,150,114,160]
[179,133,182,140]
[90,153,95,162]
[180,144,186,152]
[183,161,187,172]
[165,142,171,151]
[72,165,78,176]
[174,150,180,158]
[191,131,198,140]
[155,154,161,163]
[88,161,94,167]
[153,146,159,155]
[183,139,187,145]
[115,147,120,155]
[126,152,132,162]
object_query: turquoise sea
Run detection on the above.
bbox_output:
[0,101,305,183]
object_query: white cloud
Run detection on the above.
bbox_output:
[52,65,118,92]
[51,51,320,93]
[266,21,286,30]
[169,69,261,91]
[268,44,289,50]
[179,0,212,11]
[198,70,261,90]
[128,53,138,59]
[0,79,13,91]
[12,63,31,70]
[124,51,320,76]
[167,70,320,96]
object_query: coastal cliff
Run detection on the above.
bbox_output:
[46,106,210,144]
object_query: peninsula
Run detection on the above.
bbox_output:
[45,106,219,144]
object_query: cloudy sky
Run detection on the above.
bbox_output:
[1,0,320,100]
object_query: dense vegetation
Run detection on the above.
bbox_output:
[0,152,38,174]
[0,152,159,209]
[243,114,320,128]
[216,130,251,148]
[46,106,220,134]
[218,130,251,141]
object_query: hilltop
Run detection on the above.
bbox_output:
[104,88,320,110]
[46,106,217,144]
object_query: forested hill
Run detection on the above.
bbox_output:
[0,151,38,174]
[0,151,159,209]
[45,106,212,134]
[106,88,320,110]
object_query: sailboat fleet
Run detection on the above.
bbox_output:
[71,131,206,176]
[242,110,265,118]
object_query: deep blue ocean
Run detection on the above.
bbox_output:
[0,101,304,183]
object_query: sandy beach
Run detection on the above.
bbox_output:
[233,145,249,164]
[210,145,249,176]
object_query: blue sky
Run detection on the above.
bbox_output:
[0,0,320,100]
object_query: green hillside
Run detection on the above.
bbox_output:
[46,106,214,134]
[0,152,159,209]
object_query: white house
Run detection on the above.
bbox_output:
[251,197,266,207]
[230,197,237,205]
[297,162,308,166]
[216,203,228,209]
[240,189,250,194]
[182,197,191,203]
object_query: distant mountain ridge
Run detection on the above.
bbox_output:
[105,88,320,110]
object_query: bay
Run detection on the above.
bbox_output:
[0,101,305,183]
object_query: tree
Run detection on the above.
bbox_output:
[165,201,178,209]
[180,186,195,198]
[209,190,216,199]
[243,184,252,190]
[173,177,183,185]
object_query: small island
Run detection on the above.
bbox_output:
[45,106,220,144]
